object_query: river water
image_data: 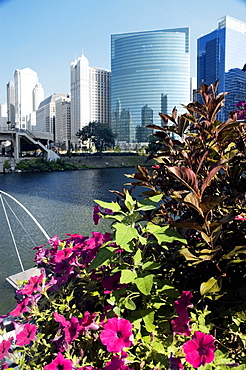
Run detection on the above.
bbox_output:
[0,167,137,314]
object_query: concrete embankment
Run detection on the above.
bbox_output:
[61,154,155,169]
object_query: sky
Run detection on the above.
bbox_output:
[0,0,246,104]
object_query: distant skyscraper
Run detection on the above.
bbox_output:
[6,81,15,127]
[136,105,153,142]
[0,103,7,130]
[70,54,110,143]
[224,67,246,118]
[111,28,190,143]
[55,95,71,147]
[197,16,246,120]
[14,67,44,129]
[36,93,68,141]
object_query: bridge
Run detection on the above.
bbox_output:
[0,128,59,173]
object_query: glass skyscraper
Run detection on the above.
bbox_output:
[197,16,246,120]
[111,28,190,143]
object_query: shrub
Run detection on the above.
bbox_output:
[1,82,246,369]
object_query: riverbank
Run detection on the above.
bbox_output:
[3,154,155,173]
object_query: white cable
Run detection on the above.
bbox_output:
[0,194,24,272]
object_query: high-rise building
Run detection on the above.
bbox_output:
[70,54,110,143]
[6,81,15,127]
[55,95,71,147]
[14,67,44,129]
[0,103,7,130]
[224,67,246,118]
[111,28,190,143]
[197,16,246,120]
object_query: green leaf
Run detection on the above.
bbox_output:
[88,246,114,271]
[95,199,121,212]
[142,261,161,270]
[124,297,136,310]
[140,309,156,332]
[146,223,187,245]
[113,223,139,251]
[200,277,222,296]
[135,274,154,295]
[133,249,142,266]
[120,269,137,284]
[125,190,135,211]
[137,193,163,211]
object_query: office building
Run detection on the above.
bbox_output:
[14,67,44,129]
[55,95,71,147]
[197,16,246,120]
[70,54,110,143]
[224,67,246,118]
[36,93,68,142]
[6,81,15,127]
[0,103,7,130]
[111,28,190,143]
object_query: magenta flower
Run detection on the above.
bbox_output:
[64,316,82,343]
[100,317,134,353]
[102,272,126,294]
[17,274,44,295]
[105,352,133,370]
[171,311,191,336]
[15,323,37,346]
[0,339,11,360]
[169,353,184,370]
[235,215,246,221]
[174,291,193,314]
[183,331,215,368]
[79,311,99,332]
[44,352,73,370]
[93,205,101,225]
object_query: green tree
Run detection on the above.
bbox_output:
[76,122,116,153]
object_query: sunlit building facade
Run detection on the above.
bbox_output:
[70,54,110,144]
[111,28,190,143]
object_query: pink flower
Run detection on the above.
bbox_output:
[171,311,191,336]
[102,272,126,294]
[183,331,215,368]
[93,205,101,225]
[44,352,73,370]
[235,215,246,221]
[0,339,11,360]
[100,318,134,353]
[79,311,99,332]
[105,352,133,370]
[17,274,44,295]
[169,353,184,370]
[54,312,70,327]
[174,291,193,314]
[15,323,37,346]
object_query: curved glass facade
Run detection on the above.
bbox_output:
[111,28,190,143]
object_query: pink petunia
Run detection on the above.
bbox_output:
[169,353,184,370]
[79,311,99,332]
[105,351,133,370]
[171,311,191,336]
[183,331,215,368]
[0,339,12,360]
[93,205,101,225]
[100,318,134,353]
[174,291,193,314]
[15,323,37,346]
[235,215,246,221]
[44,352,73,370]
[17,274,44,295]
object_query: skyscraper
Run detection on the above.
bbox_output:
[224,67,246,118]
[6,81,15,127]
[70,54,110,144]
[111,28,190,143]
[14,67,44,129]
[197,16,246,120]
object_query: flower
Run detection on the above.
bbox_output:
[105,352,133,370]
[93,205,101,225]
[171,311,191,336]
[169,353,184,370]
[0,339,12,360]
[235,215,246,221]
[174,291,193,314]
[15,323,37,346]
[17,274,44,295]
[183,331,215,368]
[79,311,99,332]
[100,318,134,353]
[44,352,73,370]
[102,272,126,294]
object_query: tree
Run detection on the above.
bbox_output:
[76,122,116,153]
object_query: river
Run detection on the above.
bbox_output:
[0,167,137,314]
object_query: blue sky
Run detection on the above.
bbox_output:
[0,0,246,103]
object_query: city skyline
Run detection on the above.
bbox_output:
[1,0,246,104]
